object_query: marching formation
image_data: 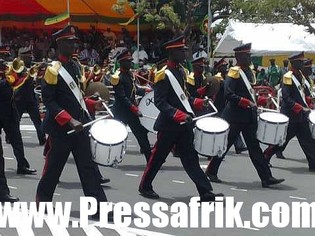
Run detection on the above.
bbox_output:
[1,24,315,219]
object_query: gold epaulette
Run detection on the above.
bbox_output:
[283,71,293,85]
[110,69,120,85]
[186,72,195,86]
[154,65,167,84]
[44,61,61,85]
[227,66,240,79]
[214,72,223,81]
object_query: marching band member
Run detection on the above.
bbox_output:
[36,25,109,216]
[9,59,46,146]
[111,49,152,163]
[0,49,37,175]
[205,43,285,187]
[264,53,315,171]
[139,35,223,201]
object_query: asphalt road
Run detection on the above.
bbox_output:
[1,116,315,236]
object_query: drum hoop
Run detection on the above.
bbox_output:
[196,126,229,135]
[90,135,127,146]
[259,118,288,125]
[93,158,123,167]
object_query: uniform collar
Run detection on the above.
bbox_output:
[167,60,180,69]
[58,55,71,63]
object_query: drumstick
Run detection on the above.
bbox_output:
[205,96,218,114]
[180,111,217,125]
[142,114,157,120]
[268,94,280,111]
[100,98,114,117]
[258,107,280,113]
[67,115,110,134]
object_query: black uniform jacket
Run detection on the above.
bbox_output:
[153,66,199,132]
[281,70,311,123]
[221,66,257,124]
[0,78,15,120]
[112,70,145,118]
[42,60,91,136]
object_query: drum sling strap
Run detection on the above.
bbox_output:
[54,61,91,119]
[304,78,315,98]
[291,74,307,107]
[165,69,195,115]
[239,69,256,103]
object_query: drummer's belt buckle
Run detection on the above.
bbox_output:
[69,81,76,90]
[180,94,186,101]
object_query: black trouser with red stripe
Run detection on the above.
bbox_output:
[139,127,213,195]
[115,113,151,162]
[264,121,315,169]
[36,132,107,203]
[206,123,272,181]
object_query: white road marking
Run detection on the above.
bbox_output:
[53,193,61,196]
[127,145,138,148]
[231,187,248,192]
[8,186,17,190]
[289,196,307,200]
[4,157,14,160]
[22,136,32,139]
[82,225,103,236]
[172,180,185,184]
[45,220,70,236]
[20,125,36,131]
[125,173,139,177]
[16,226,34,236]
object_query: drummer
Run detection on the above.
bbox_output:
[111,49,152,163]
[264,52,315,171]
[36,25,109,218]
[139,35,223,201]
[186,57,209,98]
[205,43,285,187]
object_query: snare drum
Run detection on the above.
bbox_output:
[138,91,160,133]
[90,119,128,167]
[308,111,315,139]
[257,112,289,145]
[194,117,229,157]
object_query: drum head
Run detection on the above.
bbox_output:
[309,111,315,123]
[259,112,289,123]
[196,117,229,133]
[138,91,159,133]
[90,119,128,145]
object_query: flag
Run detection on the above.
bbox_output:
[44,12,70,26]
[119,13,139,26]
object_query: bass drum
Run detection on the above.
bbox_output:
[85,82,110,101]
[90,119,128,167]
[138,91,159,133]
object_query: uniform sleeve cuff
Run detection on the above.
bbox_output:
[306,96,312,108]
[292,103,303,114]
[55,110,72,126]
[173,109,187,123]
[257,96,267,106]
[238,97,251,109]
[197,86,207,97]
[193,98,204,111]
[85,98,97,114]
[130,105,139,114]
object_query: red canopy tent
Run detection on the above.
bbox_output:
[0,0,139,32]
